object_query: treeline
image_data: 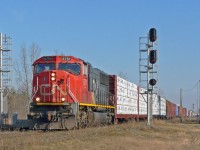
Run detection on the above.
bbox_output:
[5,88,28,119]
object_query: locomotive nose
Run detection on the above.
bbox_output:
[33,70,69,103]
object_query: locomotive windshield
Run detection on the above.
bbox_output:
[58,63,80,75]
[34,63,55,74]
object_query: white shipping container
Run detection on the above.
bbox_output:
[116,76,138,115]
[127,90,138,99]
[116,105,138,115]
[152,104,159,115]
[139,107,147,115]
[139,94,147,106]
[153,109,159,115]
[138,89,147,115]
[152,94,159,115]
[160,97,166,116]
[117,96,136,107]
[127,81,137,92]
[117,86,128,97]
[117,76,127,89]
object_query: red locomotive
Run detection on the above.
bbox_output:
[30,56,114,129]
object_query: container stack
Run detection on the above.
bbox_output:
[152,94,159,116]
[116,76,138,115]
[160,97,166,116]
[139,88,147,116]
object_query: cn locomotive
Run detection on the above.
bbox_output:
[30,56,115,130]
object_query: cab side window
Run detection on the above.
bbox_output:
[83,63,88,76]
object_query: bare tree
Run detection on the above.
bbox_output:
[22,45,30,100]
[14,43,41,114]
[30,43,41,88]
[30,43,41,65]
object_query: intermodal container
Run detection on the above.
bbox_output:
[109,75,138,120]
[159,96,166,117]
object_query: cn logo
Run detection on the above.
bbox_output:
[40,84,67,96]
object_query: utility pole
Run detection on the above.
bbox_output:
[180,88,182,122]
[197,81,199,122]
[199,80,200,123]
[0,33,3,114]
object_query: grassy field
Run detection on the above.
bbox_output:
[0,119,200,150]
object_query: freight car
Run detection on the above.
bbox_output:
[166,100,176,119]
[109,75,139,122]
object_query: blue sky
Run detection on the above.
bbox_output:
[1,0,200,110]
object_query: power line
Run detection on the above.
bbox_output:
[182,82,198,92]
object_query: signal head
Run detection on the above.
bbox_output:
[149,79,156,86]
[149,28,157,42]
[149,50,157,64]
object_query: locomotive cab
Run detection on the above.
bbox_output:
[32,56,89,105]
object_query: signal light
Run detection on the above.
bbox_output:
[149,28,157,42]
[149,50,157,64]
[149,79,156,86]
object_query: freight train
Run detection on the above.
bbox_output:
[1,55,193,129]
[19,55,192,130]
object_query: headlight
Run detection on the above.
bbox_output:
[61,97,65,102]
[36,97,40,102]
[51,73,56,77]
[51,77,56,81]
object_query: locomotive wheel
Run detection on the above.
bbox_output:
[87,111,94,126]
[65,116,76,130]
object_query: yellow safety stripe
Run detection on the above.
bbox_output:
[35,102,69,106]
[80,103,115,109]
[35,102,115,109]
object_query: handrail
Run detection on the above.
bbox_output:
[66,76,78,103]
[30,76,38,103]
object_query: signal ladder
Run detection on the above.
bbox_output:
[139,36,158,94]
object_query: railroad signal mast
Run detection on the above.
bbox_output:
[139,28,158,126]
[0,33,12,115]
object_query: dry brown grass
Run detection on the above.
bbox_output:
[0,119,200,150]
